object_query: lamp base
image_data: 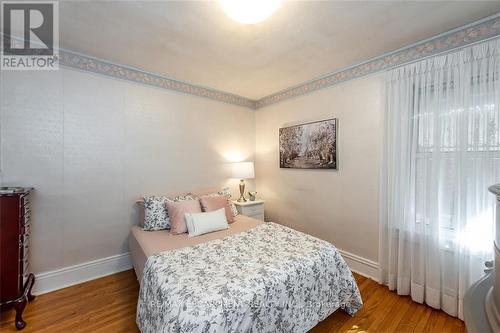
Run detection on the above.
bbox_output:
[238,179,247,202]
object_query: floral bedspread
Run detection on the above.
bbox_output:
[136,222,362,333]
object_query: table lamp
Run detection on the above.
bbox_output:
[231,162,255,202]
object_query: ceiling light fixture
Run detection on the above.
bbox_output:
[219,0,282,25]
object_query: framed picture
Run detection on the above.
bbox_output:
[279,118,337,169]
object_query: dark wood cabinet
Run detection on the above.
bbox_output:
[0,188,35,330]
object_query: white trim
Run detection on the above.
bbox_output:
[33,252,132,295]
[338,249,380,283]
[31,249,377,295]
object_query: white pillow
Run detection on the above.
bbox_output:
[185,208,228,237]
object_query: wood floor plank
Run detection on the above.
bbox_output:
[333,285,388,332]
[404,301,427,332]
[363,288,401,332]
[0,270,465,332]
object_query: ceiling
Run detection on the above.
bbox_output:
[60,1,500,100]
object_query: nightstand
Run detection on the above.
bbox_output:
[233,200,265,221]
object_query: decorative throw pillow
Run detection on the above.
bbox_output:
[199,195,235,223]
[185,208,228,237]
[142,196,169,231]
[200,188,239,217]
[142,194,195,231]
[166,199,202,235]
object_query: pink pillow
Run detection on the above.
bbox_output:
[166,199,202,234]
[199,195,235,223]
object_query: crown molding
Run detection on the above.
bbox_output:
[255,13,500,109]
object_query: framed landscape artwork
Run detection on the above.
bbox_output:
[279,118,337,169]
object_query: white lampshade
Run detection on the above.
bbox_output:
[231,162,255,179]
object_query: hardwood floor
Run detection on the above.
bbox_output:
[0,270,465,333]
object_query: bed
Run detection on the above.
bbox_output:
[129,215,264,280]
[130,215,362,333]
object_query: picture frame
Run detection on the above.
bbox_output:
[279,118,337,169]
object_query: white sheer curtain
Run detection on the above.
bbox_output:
[379,38,500,319]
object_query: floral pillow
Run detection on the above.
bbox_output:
[143,194,195,231]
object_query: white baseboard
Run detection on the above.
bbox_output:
[338,249,380,282]
[33,252,132,295]
[32,249,377,295]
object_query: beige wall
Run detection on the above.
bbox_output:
[0,68,255,274]
[255,74,384,262]
[0,66,382,274]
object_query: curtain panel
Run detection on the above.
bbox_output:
[379,38,500,319]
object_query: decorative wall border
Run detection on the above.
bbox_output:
[4,13,499,109]
[59,51,257,109]
[255,13,500,108]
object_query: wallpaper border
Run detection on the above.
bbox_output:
[59,51,257,109]
[255,13,500,108]
[37,13,500,109]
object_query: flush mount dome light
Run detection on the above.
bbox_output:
[219,0,282,24]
